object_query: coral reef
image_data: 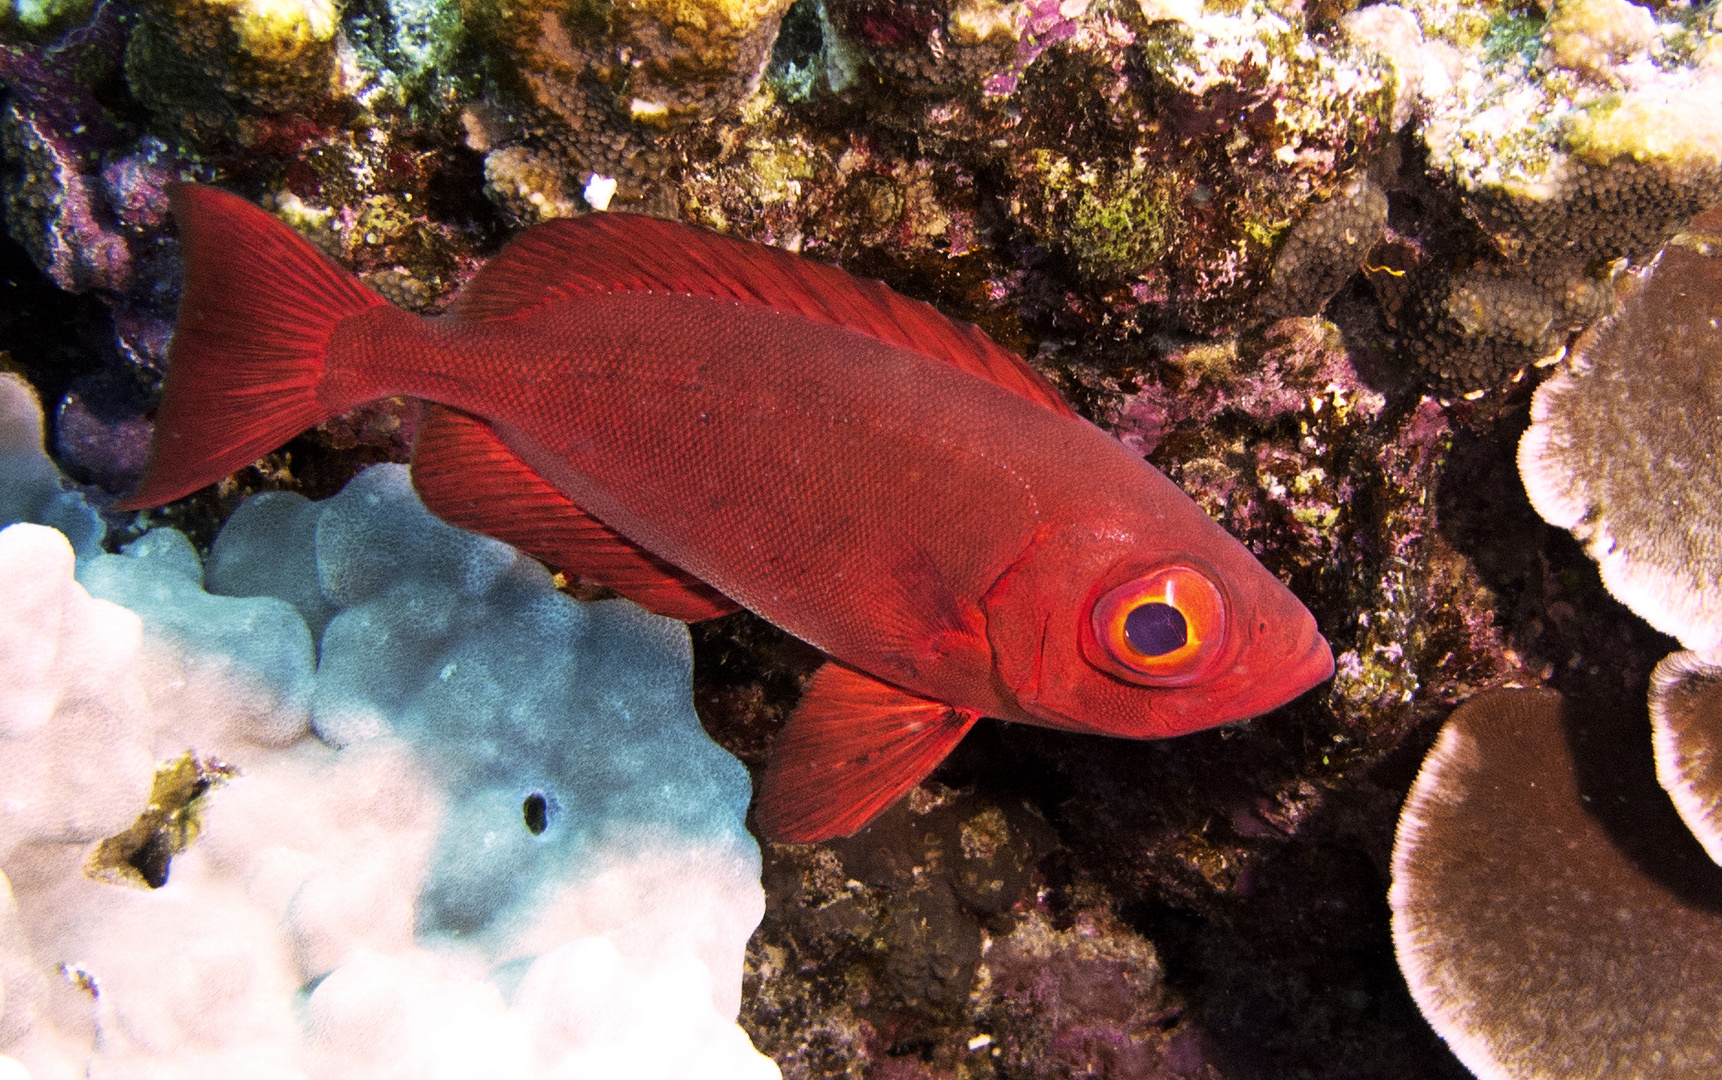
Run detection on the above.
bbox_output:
[1003,3,1395,330]
[0,377,776,1078]
[2,0,1720,1072]
[1345,0,1722,387]
[1394,201,1722,1071]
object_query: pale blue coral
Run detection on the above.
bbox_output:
[0,373,772,1076]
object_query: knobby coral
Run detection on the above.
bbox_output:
[0,375,777,1079]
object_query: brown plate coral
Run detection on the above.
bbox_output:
[1519,225,1722,651]
[1651,648,1722,867]
[1392,688,1722,1079]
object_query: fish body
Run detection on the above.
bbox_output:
[120,185,1334,840]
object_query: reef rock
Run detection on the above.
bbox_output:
[1346,0,1722,387]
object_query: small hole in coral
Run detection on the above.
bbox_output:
[523,791,551,836]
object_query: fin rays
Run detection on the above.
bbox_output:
[756,663,979,841]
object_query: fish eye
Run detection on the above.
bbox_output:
[1089,565,1228,685]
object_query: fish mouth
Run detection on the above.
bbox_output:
[1231,618,1333,720]
[1288,625,1336,696]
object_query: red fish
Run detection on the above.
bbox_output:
[118,185,1333,841]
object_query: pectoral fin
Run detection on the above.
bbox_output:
[755,663,979,842]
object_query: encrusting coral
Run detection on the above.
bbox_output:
[0,375,778,1079]
[466,0,797,212]
[124,0,343,135]
[1262,174,1389,318]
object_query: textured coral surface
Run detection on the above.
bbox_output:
[0,378,775,1077]
[0,0,1717,1074]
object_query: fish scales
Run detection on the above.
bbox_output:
[339,295,1182,718]
[119,185,1335,840]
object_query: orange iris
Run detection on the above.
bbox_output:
[1089,565,1228,685]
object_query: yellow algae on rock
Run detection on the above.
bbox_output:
[223,0,339,64]
[482,145,585,223]
[1563,89,1722,168]
[946,0,1022,45]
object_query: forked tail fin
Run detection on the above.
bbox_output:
[115,185,389,510]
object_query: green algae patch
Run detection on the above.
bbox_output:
[1017,150,1183,281]
[1241,212,1295,253]
[1481,9,1544,67]
[1070,172,1180,278]
[0,0,92,39]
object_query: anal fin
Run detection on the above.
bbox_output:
[410,404,738,622]
[756,663,979,842]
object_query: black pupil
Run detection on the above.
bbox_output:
[1125,602,1188,656]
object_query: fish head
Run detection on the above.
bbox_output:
[981,504,1333,739]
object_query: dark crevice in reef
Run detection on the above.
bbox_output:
[0,224,120,457]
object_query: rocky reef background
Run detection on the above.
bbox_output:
[0,0,1717,1073]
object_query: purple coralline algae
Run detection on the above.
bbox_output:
[0,0,1718,1075]
[0,2,134,294]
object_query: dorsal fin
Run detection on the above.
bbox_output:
[410,404,738,622]
[450,213,1075,417]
